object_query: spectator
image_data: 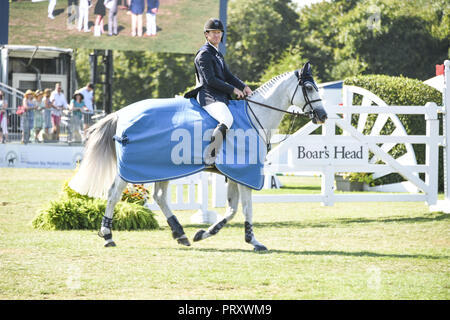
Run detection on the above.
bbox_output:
[78,0,92,32]
[105,0,118,36]
[69,91,85,143]
[21,90,36,144]
[118,0,128,10]
[145,0,159,37]
[130,0,145,37]
[33,90,45,143]
[0,90,8,143]
[43,88,53,141]
[79,83,94,138]
[94,0,106,36]
[48,0,56,19]
[50,83,69,141]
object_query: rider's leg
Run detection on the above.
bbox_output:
[202,102,233,164]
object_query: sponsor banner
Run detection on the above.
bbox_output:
[0,144,83,169]
[289,143,368,165]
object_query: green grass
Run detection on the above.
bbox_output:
[9,0,218,53]
[0,168,449,299]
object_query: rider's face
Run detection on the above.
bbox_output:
[205,30,222,47]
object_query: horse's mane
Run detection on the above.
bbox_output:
[249,71,293,98]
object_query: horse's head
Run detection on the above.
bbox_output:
[291,62,327,124]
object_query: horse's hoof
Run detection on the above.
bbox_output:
[104,241,116,247]
[177,236,191,246]
[254,245,268,252]
[193,229,206,242]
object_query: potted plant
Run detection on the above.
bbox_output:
[335,172,373,191]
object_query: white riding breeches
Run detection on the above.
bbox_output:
[202,102,234,129]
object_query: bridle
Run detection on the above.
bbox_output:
[245,70,322,151]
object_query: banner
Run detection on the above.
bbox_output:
[0,144,83,169]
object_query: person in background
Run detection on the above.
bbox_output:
[78,0,92,32]
[50,83,68,141]
[79,83,94,139]
[130,0,145,37]
[48,0,57,19]
[0,90,8,143]
[94,0,106,36]
[105,0,119,36]
[145,0,159,37]
[69,91,85,143]
[33,90,45,143]
[43,88,53,141]
[21,90,36,144]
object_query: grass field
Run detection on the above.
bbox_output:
[9,0,218,53]
[0,168,449,299]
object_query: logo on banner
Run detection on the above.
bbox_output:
[73,153,83,167]
[5,151,18,167]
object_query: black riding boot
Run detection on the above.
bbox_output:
[204,123,228,165]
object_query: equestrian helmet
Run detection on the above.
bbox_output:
[204,18,224,32]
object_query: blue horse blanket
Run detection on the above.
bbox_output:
[114,97,266,190]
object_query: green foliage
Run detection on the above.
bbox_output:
[332,0,449,80]
[342,172,374,185]
[32,181,158,231]
[344,74,443,190]
[226,0,300,81]
[75,49,195,111]
[260,0,448,84]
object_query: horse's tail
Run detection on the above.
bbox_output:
[69,112,119,199]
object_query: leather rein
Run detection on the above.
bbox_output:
[244,70,322,151]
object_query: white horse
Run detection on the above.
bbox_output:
[69,62,327,251]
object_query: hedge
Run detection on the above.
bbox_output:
[32,182,159,231]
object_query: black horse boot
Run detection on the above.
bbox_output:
[204,123,228,165]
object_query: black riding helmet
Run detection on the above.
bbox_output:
[204,18,224,42]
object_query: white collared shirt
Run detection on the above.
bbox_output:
[49,91,68,116]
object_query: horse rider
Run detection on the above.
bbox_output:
[185,18,253,165]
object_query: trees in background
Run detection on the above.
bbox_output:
[75,0,449,110]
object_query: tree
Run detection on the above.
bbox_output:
[332,0,449,80]
[75,49,195,111]
[226,0,300,82]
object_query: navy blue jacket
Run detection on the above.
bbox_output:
[147,0,159,12]
[185,42,246,106]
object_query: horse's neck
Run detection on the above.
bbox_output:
[247,72,296,139]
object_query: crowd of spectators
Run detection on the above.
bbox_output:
[48,0,160,37]
[0,83,95,145]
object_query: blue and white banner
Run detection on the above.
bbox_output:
[0,144,83,169]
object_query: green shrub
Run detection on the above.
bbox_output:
[344,74,443,190]
[32,182,159,231]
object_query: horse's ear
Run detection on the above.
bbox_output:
[302,61,312,76]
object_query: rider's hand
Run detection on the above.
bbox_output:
[243,86,253,97]
[233,87,245,99]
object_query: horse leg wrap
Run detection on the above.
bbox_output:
[208,218,228,235]
[98,216,116,247]
[167,215,185,239]
[244,221,267,251]
[244,221,253,243]
[101,216,113,229]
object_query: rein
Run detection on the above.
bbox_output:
[244,71,322,151]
